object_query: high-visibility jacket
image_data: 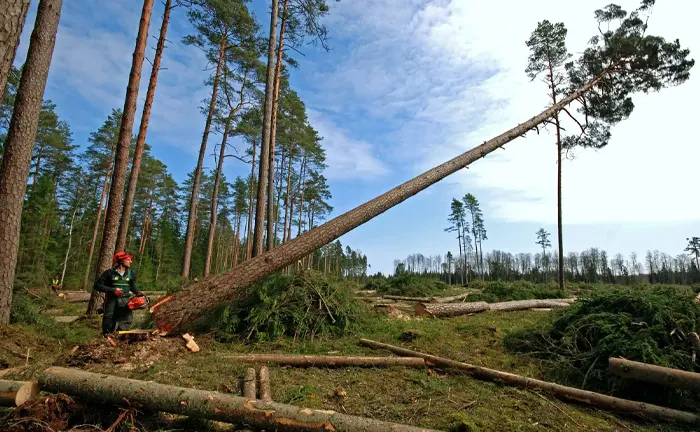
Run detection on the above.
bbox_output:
[94,267,142,297]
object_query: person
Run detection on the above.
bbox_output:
[94,251,144,336]
[51,275,60,294]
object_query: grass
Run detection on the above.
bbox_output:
[2,282,694,431]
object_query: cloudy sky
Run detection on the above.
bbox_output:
[15,0,700,274]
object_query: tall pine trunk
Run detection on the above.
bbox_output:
[282,145,294,243]
[0,0,30,102]
[88,0,153,314]
[117,0,171,251]
[138,195,153,255]
[547,61,565,291]
[232,212,242,267]
[181,25,228,278]
[265,0,290,252]
[204,117,231,276]
[251,0,280,257]
[245,137,257,260]
[0,0,61,324]
[60,208,77,287]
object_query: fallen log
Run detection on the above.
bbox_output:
[221,354,425,368]
[149,71,610,334]
[259,366,271,403]
[430,293,471,303]
[39,367,441,431]
[609,358,700,392]
[243,368,256,399]
[488,299,572,312]
[358,339,700,425]
[383,295,433,302]
[415,301,489,318]
[0,380,40,406]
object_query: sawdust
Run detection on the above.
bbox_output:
[65,336,186,370]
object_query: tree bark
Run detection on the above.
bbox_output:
[430,293,472,303]
[221,354,425,368]
[182,26,227,278]
[150,71,609,333]
[266,0,290,252]
[0,379,39,407]
[608,357,700,392]
[282,146,294,243]
[245,137,257,261]
[251,0,280,258]
[415,301,489,318]
[116,0,171,251]
[0,0,62,325]
[39,367,438,431]
[243,367,256,399]
[0,0,30,102]
[258,366,271,403]
[88,0,153,314]
[382,295,433,302]
[359,339,700,426]
[487,299,572,312]
[59,208,77,287]
[204,118,231,276]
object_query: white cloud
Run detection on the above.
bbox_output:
[318,0,700,224]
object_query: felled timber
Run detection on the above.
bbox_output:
[0,380,39,406]
[243,368,256,399]
[609,357,700,392]
[259,366,271,403]
[430,293,472,303]
[222,354,425,368]
[383,295,433,302]
[358,339,700,425]
[415,301,490,318]
[488,299,572,312]
[39,367,441,431]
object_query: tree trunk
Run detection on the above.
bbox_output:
[138,195,153,255]
[204,117,231,276]
[608,357,700,392]
[430,293,471,303]
[116,0,171,251]
[487,299,572,311]
[690,332,700,361]
[296,156,307,238]
[232,212,241,267]
[415,301,489,318]
[0,0,62,325]
[245,137,257,261]
[39,367,438,432]
[282,146,294,243]
[88,0,153,314]
[182,26,227,277]
[274,145,285,244]
[0,0,30,102]
[221,354,425,368]
[265,0,290,252]
[251,0,280,258]
[360,339,700,426]
[242,367,256,399]
[382,295,433,302]
[59,208,77,287]
[0,380,39,407]
[150,71,609,333]
[82,143,114,291]
[258,366,271,403]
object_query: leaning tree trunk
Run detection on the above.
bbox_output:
[87,0,153,315]
[150,71,609,333]
[204,117,231,276]
[116,0,171,252]
[0,0,30,102]
[251,0,280,258]
[265,0,289,252]
[181,26,227,278]
[39,367,438,432]
[0,0,62,325]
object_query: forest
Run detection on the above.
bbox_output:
[0,0,699,431]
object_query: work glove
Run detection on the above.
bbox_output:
[114,288,123,297]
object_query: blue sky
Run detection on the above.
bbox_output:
[14,0,700,275]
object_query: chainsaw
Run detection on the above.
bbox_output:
[127,295,151,310]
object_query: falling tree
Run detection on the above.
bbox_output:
[525,20,570,291]
[87,0,154,314]
[150,0,694,333]
[0,0,62,324]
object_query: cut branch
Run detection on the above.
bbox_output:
[220,354,426,368]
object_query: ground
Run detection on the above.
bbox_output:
[0,290,689,432]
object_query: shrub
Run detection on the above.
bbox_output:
[505,285,700,410]
[468,280,567,303]
[371,274,449,297]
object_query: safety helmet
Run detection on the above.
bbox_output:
[113,251,134,265]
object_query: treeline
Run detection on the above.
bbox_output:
[392,245,700,286]
[0,0,367,311]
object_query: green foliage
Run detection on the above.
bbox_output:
[370,274,449,297]
[505,285,700,410]
[217,271,366,342]
[10,294,44,326]
[468,280,566,303]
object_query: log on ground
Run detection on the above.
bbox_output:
[221,354,425,368]
[358,339,700,426]
[243,368,256,399]
[383,295,433,302]
[415,301,489,318]
[488,299,572,312]
[429,293,471,303]
[609,357,700,392]
[259,366,271,403]
[0,380,40,406]
[39,367,441,432]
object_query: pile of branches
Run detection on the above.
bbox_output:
[467,280,567,303]
[505,285,700,410]
[366,274,449,297]
[217,271,367,342]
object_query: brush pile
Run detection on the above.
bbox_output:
[366,274,449,298]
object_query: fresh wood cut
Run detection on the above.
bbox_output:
[609,357,700,391]
[259,366,271,403]
[0,380,39,406]
[359,339,700,425]
[39,367,441,432]
[222,354,425,368]
[243,367,256,399]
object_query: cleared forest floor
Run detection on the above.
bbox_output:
[0,292,685,432]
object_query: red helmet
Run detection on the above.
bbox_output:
[113,251,134,264]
